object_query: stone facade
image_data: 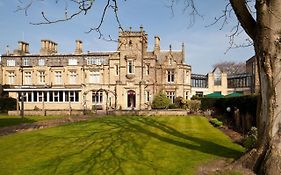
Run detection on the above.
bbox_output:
[0,28,191,111]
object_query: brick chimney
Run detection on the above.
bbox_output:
[40,39,58,55]
[75,40,83,54]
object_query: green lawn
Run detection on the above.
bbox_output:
[0,115,71,128]
[0,116,244,175]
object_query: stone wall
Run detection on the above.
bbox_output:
[8,110,84,116]
[110,109,189,116]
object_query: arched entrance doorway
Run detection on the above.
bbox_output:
[127,90,136,108]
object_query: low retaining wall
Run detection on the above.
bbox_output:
[8,110,85,116]
[8,109,190,116]
[110,109,189,116]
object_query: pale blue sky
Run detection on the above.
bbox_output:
[0,0,254,74]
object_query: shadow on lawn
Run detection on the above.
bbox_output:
[32,117,242,175]
[0,117,36,128]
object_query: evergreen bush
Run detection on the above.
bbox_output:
[151,92,171,109]
[0,97,17,112]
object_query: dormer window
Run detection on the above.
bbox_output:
[68,58,77,66]
[38,59,45,66]
[7,59,15,67]
[23,58,30,66]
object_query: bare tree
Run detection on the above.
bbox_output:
[213,61,246,75]
[15,0,281,174]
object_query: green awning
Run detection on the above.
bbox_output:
[204,92,224,98]
[225,92,243,97]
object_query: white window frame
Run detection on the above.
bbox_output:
[7,59,15,67]
[92,91,103,104]
[87,58,95,65]
[55,71,62,85]
[38,71,45,84]
[7,72,15,84]
[167,70,175,83]
[68,58,78,66]
[69,71,77,84]
[89,71,100,84]
[166,91,175,103]
[38,59,45,66]
[24,72,32,85]
[23,58,30,66]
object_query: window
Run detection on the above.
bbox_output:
[23,58,30,66]
[87,57,105,65]
[24,72,32,85]
[115,65,119,76]
[145,91,150,103]
[214,68,222,86]
[38,91,44,102]
[7,72,15,84]
[169,58,173,65]
[195,91,203,97]
[38,71,45,84]
[186,71,189,84]
[145,64,149,75]
[92,91,103,104]
[127,60,134,74]
[167,70,175,83]
[27,92,32,102]
[166,91,175,103]
[55,71,62,84]
[185,91,189,99]
[7,59,15,66]
[87,58,95,65]
[89,71,100,83]
[68,59,78,66]
[38,59,45,66]
[69,71,77,84]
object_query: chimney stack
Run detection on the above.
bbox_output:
[75,40,83,54]
[40,39,58,55]
[13,41,29,55]
[154,36,160,54]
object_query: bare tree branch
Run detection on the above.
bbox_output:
[229,0,256,40]
[16,0,124,41]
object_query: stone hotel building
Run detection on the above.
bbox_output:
[0,27,192,111]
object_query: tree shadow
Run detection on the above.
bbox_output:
[0,117,36,128]
[102,117,242,158]
[27,117,242,175]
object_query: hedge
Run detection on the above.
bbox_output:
[0,97,17,112]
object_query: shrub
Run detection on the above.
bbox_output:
[174,96,184,108]
[0,97,17,112]
[242,127,258,150]
[187,100,201,113]
[168,103,177,109]
[152,92,171,109]
[210,118,223,127]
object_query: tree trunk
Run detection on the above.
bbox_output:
[229,0,281,174]
[239,1,281,174]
